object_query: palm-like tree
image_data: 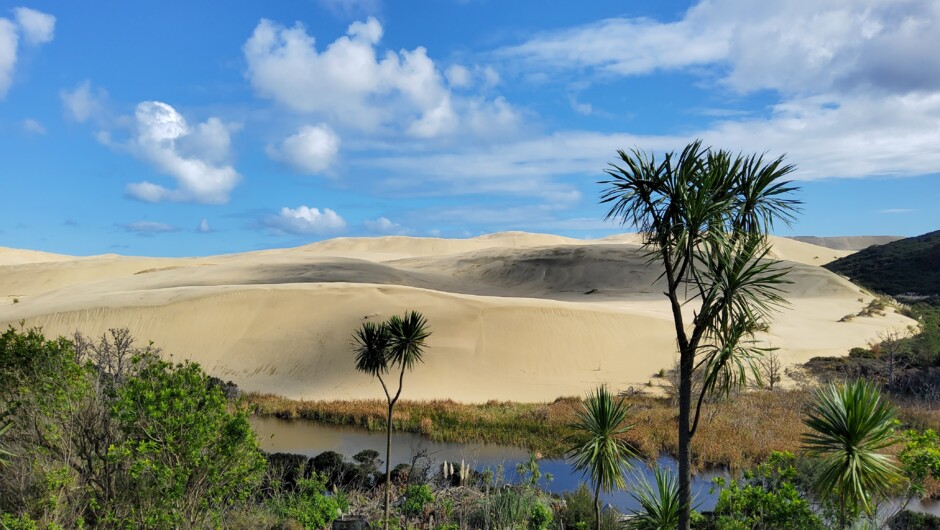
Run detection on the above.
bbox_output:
[353,311,431,530]
[802,380,900,529]
[627,466,682,530]
[600,140,800,529]
[566,385,637,530]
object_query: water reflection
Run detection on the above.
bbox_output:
[251,416,723,512]
[253,417,940,517]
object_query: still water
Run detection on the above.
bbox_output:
[251,416,724,513]
[252,416,940,518]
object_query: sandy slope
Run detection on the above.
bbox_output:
[789,235,904,251]
[0,233,913,402]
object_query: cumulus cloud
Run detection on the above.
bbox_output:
[445,65,471,88]
[21,118,45,134]
[0,7,55,99]
[267,124,341,174]
[120,221,179,236]
[364,216,407,234]
[369,91,940,195]
[124,101,241,204]
[13,7,54,45]
[60,80,108,123]
[243,17,512,137]
[262,205,346,235]
[500,0,940,97]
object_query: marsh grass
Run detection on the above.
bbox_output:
[246,389,940,472]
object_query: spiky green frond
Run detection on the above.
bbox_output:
[386,311,431,372]
[566,386,637,495]
[353,321,391,377]
[627,466,684,530]
[802,380,900,516]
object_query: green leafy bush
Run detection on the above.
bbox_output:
[111,356,266,528]
[400,484,434,519]
[899,429,940,498]
[269,475,340,530]
[527,501,553,530]
[704,452,824,530]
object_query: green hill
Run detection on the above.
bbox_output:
[824,230,940,297]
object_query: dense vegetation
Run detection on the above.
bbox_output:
[825,230,940,298]
[5,325,940,528]
[0,326,335,529]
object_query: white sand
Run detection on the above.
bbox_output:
[0,233,913,402]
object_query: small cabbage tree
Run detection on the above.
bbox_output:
[628,466,683,530]
[802,380,900,529]
[566,385,636,530]
[353,311,431,529]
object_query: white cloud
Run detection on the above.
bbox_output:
[365,88,940,200]
[445,64,471,88]
[263,205,346,235]
[124,101,241,204]
[500,0,940,97]
[13,7,54,45]
[60,80,108,123]
[196,218,213,233]
[267,124,341,174]
[243,17,513,138]
[21,118,44,134]
[121,221,179,235]
[316,0,381,18]
[878,208,915,214]
[0,7,54,99]
[0,20,17,97]
[364,216,407,234]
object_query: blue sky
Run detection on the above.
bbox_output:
[0,0,938,256]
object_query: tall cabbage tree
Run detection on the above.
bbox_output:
[566,385,637,530]
[802,380,900,529]
[353,311,431,529]
[600,140,800,529]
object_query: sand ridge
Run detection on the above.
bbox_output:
[0,232,913,402]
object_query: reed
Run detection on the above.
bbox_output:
[245,389,940,471]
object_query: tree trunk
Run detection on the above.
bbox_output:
[385,403,393,530]
[594,482,601,530]
[678,347,694,530]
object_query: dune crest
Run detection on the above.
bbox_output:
[0,233,913,402]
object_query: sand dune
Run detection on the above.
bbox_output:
[0,232,913,402]
[789,235,904,251]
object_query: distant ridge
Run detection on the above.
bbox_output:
[825,230,940,297]
[789,236,904,251]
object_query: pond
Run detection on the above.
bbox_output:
[251,416,726,513]
[252,416,940,518]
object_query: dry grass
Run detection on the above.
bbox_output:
[246,388,940,473]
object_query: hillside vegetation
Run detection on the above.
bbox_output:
[825,230,940,298]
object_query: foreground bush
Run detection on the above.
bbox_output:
[702,451,824,530]
[0,327,265,529]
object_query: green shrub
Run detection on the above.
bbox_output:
[400,484,434,519]
[899,429,940,498]
[528,501,553,530]
[703,452,823,530]
[561,484,595,529]
[111,356,266,528]
[269,475,340,530]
